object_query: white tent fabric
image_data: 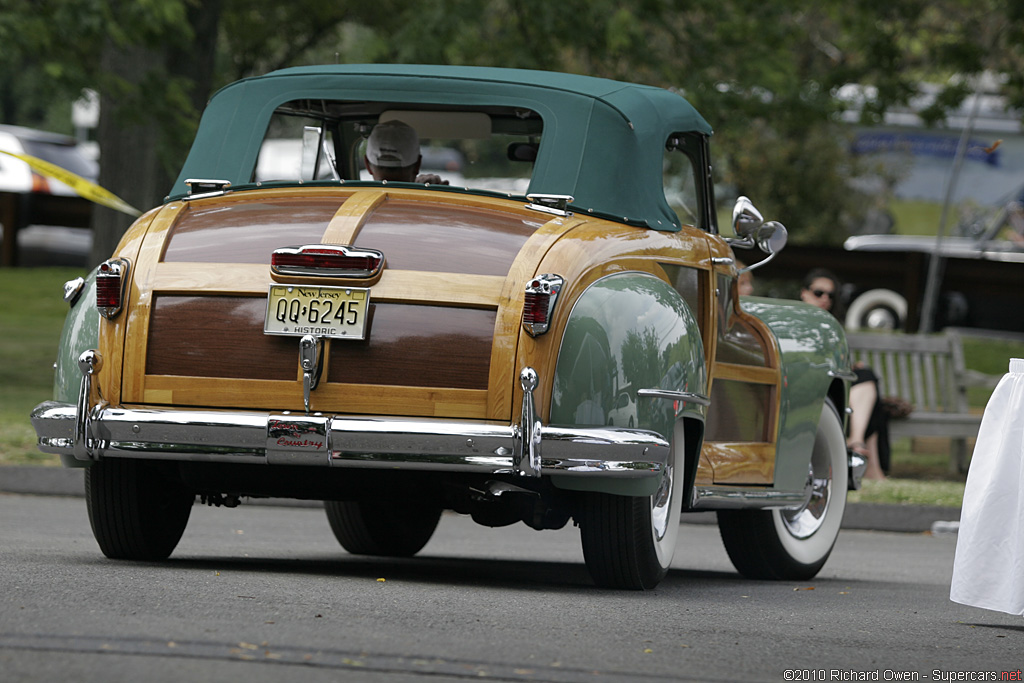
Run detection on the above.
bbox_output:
[950,358,1024,616]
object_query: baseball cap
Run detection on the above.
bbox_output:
[366,120,420,168]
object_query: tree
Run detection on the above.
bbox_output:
[3,0,1023,259]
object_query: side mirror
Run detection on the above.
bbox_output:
[732,196,764,238]
[756,221,788,255]
[728,197,789,274]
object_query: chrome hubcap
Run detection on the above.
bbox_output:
[650,462,674,542]
[782,462,832,540]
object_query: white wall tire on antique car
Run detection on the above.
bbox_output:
[85,459,195,561]
[844,288,907,331]
[324,500,442,557]
[716,400,847,580]
[579,422,685,590]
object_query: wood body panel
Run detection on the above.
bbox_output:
[701,442,776,484]
[324,303,495,390]
[162,196,348,263]
[322,190,387,244]
[140,376,488,418]
[147,295,298,380]
[353,199,539,275]
[701,255,784,485]
[120,203,185,404]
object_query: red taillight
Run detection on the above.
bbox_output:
[271,245,384,278]
[522,274,563,337]
[96,259,129,318]
[523,288,551,326]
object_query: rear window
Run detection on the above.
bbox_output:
[253,101,542,195]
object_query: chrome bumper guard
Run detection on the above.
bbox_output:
[31,361,669,481]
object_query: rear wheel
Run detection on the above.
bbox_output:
[85,459,194,561]
[579,429,683,590]
[717,401,847,580]
[324,500,441,557]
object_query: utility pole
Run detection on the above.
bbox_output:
[919,77,985,333]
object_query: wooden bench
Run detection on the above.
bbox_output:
[845,330,996,473]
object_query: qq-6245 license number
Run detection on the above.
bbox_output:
[264,284,370,339]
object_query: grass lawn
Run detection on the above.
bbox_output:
[848,444,969,508]
[0,266,87,466]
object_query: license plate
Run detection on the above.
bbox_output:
[264,285,370,339]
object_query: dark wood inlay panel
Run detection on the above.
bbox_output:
[354,200,536,275]
[327,303,495,389]
[147,296,297,380]
[163,197,346,263]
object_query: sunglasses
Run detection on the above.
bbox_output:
[811,289,834,299]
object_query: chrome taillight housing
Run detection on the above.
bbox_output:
[522,274,563,337]
[271,245,385,279]
[96,258,130,319]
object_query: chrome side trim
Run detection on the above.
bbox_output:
[828,368,858,382]
[690,485,809,510]
[637,388,711,407]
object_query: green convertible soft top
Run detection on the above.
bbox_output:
[171,64,713,231]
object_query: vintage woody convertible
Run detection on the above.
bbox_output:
[32,65,862,589]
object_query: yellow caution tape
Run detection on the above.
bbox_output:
[0,149,142,217]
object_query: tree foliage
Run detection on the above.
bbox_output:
[2,0,1023,261]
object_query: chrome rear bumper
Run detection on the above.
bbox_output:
[31,362,669,484]
[31,401,669,478]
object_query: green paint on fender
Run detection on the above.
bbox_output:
[53,270,99,404]
[549,272,705,495]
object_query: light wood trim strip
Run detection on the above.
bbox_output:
[713,362,778,385]
[120,203,188,403]
[702,441,775,484]
[149,263,505,307]
[489,216,587,421]
[142,376,488,418]
[321,190,388,245]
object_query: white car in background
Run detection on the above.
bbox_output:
[0,124,97,264]
[0,124,97,194]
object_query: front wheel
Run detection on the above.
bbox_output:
[717,400,848,580]
[85,459,194,561]
[578,426,684,590]
[324,500,441,557]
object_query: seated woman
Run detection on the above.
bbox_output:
[800,268,887,480]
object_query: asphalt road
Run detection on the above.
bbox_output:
[1,493,1020,682]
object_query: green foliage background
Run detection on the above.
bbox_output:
[3,0,1024,257]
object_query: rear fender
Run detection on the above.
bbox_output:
[548,272,706,496]
[54,270,99,404]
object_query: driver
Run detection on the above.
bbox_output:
[364,120,447,185]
